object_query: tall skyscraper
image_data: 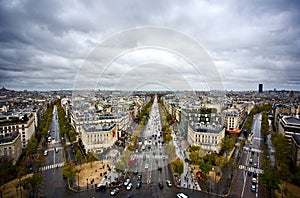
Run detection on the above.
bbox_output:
[258,84,263,93]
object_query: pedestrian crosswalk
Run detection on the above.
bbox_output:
[39,162,65,171]
[238,164,264,174]
[243,147,263,153]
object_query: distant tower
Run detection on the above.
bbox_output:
[258,84,263,93]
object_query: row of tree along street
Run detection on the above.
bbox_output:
[0,100,58,198]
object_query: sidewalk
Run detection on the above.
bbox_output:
[172,130,201,191]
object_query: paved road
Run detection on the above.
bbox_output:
[232,113,264,198]
[40,105,68,197]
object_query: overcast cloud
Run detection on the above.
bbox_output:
[0,0,299,91]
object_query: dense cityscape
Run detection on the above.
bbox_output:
[0,86,300,198]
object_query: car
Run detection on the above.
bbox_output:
[252,178,257,184]
[251,184,256,192]
[158,182,164,189]
[134,169,138,175]
[126,183,133,190]
[247,170,252,176]
[166,180,172,187]
[253,163,258,168]
[55,147,59,153]
[145,163,149,170]
[136,181,142,189]
[249,158,253,164]
[137,175,142,181]
[177,193,189,198]
[253,172,258,178]
[110,188,120,196]
[43,150,48,156]
[96,184,106,191]
[124,179,130,186]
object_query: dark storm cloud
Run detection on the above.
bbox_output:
[0,0,299,90]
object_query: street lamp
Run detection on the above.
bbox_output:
[86,178,88,190]
[77,170,80,191]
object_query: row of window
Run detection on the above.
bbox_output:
[195,134,218,140]
[87,133,109,138]
[0,126,25,133]
[195,139,218,145]
[189,113,209,117]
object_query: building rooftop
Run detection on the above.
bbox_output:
[190,124,224,134]
[0,131,20,144]
[292,134,300,146]
[222,109,239,116]
[284,116,300,126]
[82,123,116,132]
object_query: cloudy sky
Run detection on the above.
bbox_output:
[0,0,299,91]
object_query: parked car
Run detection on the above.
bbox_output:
[249,158,253,164]
[247,169,252,176]
[158,182,164,189]
[251,184,256,192]
[44,150,48,156]
[137,175,142,181]
[124,179,130,186]
[252,178,257,184]
[136,181,142,189]
[253,172,258,178]
[126,183,133,190]
[145,163,149,170]
[110,188,120,196]
[166,180,172,187]
[177,193,189,198]
[96,184,106,191]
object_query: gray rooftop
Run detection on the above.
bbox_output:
[284,117,300,126]
[190,124,224,134]
[83,123,116,132]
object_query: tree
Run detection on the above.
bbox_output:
[127,144,135,152]
[130,135,137,144]
[62,161,76,180]
[87,152,98,168]
[199,162,212,179]
[189,150,201,164]
[172,158,184,174]
[215,156,227,169]
[68,130,76,142]
[25,137,38,155]
[221,135,235,154]
[166,143,176,161]
[75,150,83,166]
[189,146,200,152]
[165,134,173,142]
[21,174,43,197]
[259,169,280,196]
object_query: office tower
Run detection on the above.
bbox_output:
[258,84,263,93]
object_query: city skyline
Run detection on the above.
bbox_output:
[0,0,300,91]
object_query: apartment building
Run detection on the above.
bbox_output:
[0,112,36,148]
[0,131,22,164]
[279,116,300,140]
[81,123,118,153]
[187,123,225,153]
